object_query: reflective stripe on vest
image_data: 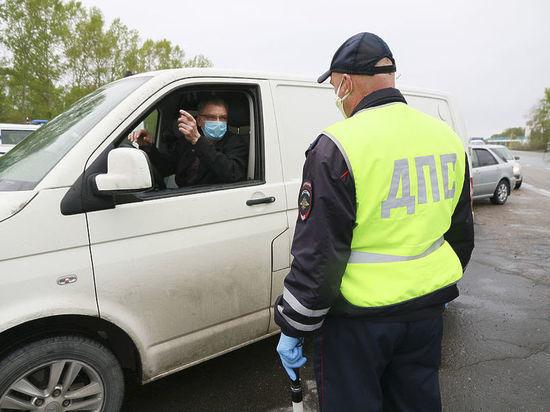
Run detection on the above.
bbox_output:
[324,102,465,308]
[348,236,444,264]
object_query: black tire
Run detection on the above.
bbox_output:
[514,178,522,189]
[0,335,124,412]
[490,179,510,205]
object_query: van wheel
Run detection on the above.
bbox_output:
[490,180,510,205]
[0,335,124,412]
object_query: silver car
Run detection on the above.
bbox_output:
[488,145,522,189]
[470,145,515,204]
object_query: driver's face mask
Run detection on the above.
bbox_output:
[203,120,227,141]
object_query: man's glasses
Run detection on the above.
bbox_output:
[199,113,228,122]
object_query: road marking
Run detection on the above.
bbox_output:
[522,183,550,199]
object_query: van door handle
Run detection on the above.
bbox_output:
[246,196,276,206]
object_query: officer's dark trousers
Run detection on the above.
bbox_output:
[313,315,443,412]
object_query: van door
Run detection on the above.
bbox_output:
[267,80,341,331]
[85,78,287,380]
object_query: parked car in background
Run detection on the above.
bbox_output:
[470,144,515,204]
[0,123,40,156]
[469,136,487,145]
[489,145,522,189]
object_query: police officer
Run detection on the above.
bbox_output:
[274,32,474,411]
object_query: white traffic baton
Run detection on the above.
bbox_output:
[290,368,303,412]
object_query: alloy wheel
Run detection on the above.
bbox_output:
[0,359,104,411]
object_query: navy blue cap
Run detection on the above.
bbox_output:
[317,32,396,83]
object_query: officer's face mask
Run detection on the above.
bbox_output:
[203,120,227,141]
[334,76,353,118]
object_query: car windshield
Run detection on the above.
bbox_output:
[0,76,151,191]
[491,147,514,162]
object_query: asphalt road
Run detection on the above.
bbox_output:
[122,150,550,411]
[513,150,550,192]
[440,150,550,411]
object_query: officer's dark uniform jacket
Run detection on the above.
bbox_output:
[147,129,248,187]
[274,88,474,338]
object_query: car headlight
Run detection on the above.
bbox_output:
[513,165,520,175]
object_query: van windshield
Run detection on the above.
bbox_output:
[0,76,151,191]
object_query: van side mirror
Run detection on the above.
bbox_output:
[92,148,153,194]
[514,156,520,160]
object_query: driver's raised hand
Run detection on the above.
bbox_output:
[178,110,201,144]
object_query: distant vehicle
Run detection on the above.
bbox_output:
[0,123,41,156]
[489,145,522,189]
[29,119,49,125]
[469,137,487,145]
[470,144,515,204]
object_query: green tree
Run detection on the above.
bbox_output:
[61,8,211,107]
[183,54,212,68]
[106,18,140,82]
[134,39,185,72]
[528,88,550,148]
[125,39,212,74]
[0,0,213,122]
[64,3,99,89]
[0,60,16,121]
[62,4,112,107]
[0,0,68,121]
[491,127,525,138]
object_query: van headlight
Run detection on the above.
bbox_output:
[513,165,520,175]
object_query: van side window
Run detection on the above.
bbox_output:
[122,109,160,148]
[115,85,261,199]
[143,110,160,143]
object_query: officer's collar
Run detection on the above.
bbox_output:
[350,88,407,117]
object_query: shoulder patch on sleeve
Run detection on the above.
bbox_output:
[299,180,313,221]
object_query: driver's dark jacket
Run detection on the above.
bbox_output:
[274,88,475,338]
[146,131,248,187]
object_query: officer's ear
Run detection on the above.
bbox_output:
[342,74,353,95]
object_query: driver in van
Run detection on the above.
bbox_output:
[128,97,248,187]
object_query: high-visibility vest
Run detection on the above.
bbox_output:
[324,102,465,307]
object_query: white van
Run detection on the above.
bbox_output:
[0,123,40,156]
[0,69,469,410]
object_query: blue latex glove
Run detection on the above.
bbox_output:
[276,333,307,381]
